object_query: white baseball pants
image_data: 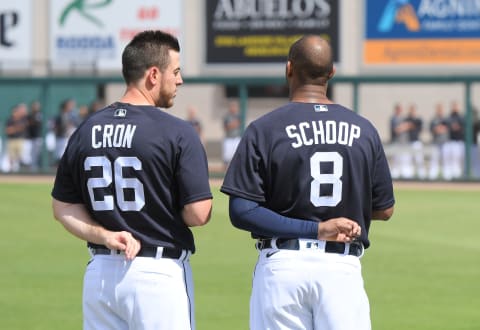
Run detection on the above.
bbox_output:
[83,252,195,330]
[250,246,371,330]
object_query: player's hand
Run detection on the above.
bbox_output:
[317,218,361,242]
[103,231,142,261]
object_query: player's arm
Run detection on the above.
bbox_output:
[182,198,212,227]
[372,206,394,220]
[229,196,360,242]
[52,198,141,260]
[371,131,396,221]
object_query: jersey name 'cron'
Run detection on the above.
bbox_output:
[91,124,137,149]
[285,120,361,148]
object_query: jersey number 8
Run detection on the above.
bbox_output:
[310,151,343,207]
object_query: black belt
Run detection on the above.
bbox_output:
[257,238,364,257]
[88,244,185,259]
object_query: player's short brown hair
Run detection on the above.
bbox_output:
[122,30,180,84]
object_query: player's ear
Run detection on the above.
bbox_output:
[146,66,160,85]
[286,60,293,78]
[327,65,336,80]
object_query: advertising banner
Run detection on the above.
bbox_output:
[365,0,480,64]
[0,1,31,71]
[206,0,339,64]
[50,0,183,71]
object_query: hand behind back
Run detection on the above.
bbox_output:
[317,218,361,242]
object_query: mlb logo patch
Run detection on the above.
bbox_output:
[314,104,328,112]
[114,108,127,117]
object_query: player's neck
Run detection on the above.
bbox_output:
[290,86,333,104]
[121,86,156,106]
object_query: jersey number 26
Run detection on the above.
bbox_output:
[85,156,145,211]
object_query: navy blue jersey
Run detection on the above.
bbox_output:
[221,102,394,247]
[448,112,464,141]
[52,102,212,252]
[406,116,423,142]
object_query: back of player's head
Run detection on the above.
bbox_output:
[122,30,180,84]
[287,35,333,85]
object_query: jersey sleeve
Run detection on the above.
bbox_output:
[175,125,212,206]
[221,124,266,202]
[372,132,395,211]
[51,139,84,204]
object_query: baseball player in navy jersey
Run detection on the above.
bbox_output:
[221,35,395,330]
[51,30,212,330]
[444,101,465,179]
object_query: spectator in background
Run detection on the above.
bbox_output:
[45,118,57,168]
[89,99,105,113]
[186,105,203,142]
[429,103,449,180]
[27,100,43,171]
[77,105,91,124]
[389,103,411,179]
[53,98,78,163]
[222,100,242,169]
[5,103,28,172]
[470,107,480,178]
[0,120,2,170]
[76,99,106,125]
[405,103,426,179]
[444,101,465,179]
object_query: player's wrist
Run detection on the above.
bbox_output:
[92,227,115,249]
[317,222,326,240]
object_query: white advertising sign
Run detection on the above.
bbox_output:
[50,0,183,72]
[0,1,32,71]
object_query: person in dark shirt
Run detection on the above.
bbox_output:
[5,103,28,172]
[186,105,204,143]
[27,100,43,171]
[405,103,426,178]
[389,102,411,178]
[443,101,465,179]
[221,35,394,330]
[222,100,242,168]
[428,103,449,180]
[471,107,480,178]
[51,30,212,330]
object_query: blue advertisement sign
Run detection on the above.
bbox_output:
[366,0,480,39]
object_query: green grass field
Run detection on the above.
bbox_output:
[0,181,479,329]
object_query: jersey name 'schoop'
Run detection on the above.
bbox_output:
[285,120,361,148]
[91,124,137,149]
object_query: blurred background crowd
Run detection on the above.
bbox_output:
[387,101,480,180]
[2,96,480,181]
[1,98,104,173]
[0,97,245,176]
